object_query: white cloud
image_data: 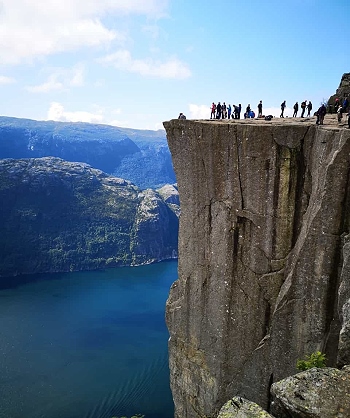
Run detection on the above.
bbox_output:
[0,0,169,64]
[189,104,210,119]
[0,75,15,84]
[47,102,104,124]
[26,65,85,93]
[46,102,164,130]
[98,49,191,79]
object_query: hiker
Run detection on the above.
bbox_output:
[280,101,286,118]
[343,97,349,113]
[245,104,251,119]
[307,101,313,117]
[316,104,326,125]
[222,102,227,119]
[216,102,222,119]
[178,112,186,119]
[237,104,242,119]
[293,102,299,117]
[257,100,263,117]
[227,104,232,119]
[337,105,343,122]
[334,98,340,113]
[300,101,307,117]
[210,102,216,119]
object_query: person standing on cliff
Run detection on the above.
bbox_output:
[293,102,299,117]
[257,100,263,117]
[222,102,227,119]
[280,101,286,117]
[334,98,340,113]
[316,104,326,125]
[300,101,306,117]
[245,104,251,119]
[216,102,222,119]
[210,102,216,119]
[307,101,313,117]
[227,104,232,119]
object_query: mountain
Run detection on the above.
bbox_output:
[0,157,179,277]
[0,116,175,189]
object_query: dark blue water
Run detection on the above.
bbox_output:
[0,261,177,418]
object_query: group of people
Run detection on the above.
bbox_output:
[334,97,350,125]
[179,96,350,128]
[210,101,267,119]
[290,100,313,118]
[210,102,243,119]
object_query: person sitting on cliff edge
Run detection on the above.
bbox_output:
[178,112,186,119]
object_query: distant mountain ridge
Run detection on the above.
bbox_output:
[0,116,175,189]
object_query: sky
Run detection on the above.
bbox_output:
[0,0,349,131]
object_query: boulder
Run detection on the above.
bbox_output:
[217,397,274,418]
[271,366,350,418]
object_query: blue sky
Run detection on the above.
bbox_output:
[0,0,348,130]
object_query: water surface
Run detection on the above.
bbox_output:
[0,261,177,418]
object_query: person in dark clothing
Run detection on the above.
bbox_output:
[280,101,286,117]
[245,104,251,119]
[178,112,186,119]
[238,104,241,119]
[307,101,312,117]
[216,102,222,119]
[343,97,349,113]
[334,98,340,113]
[316,104,327,125]
[257,100,263,117]
[293,102,299,117]
[222,102,227,119]
[300,101,306,117]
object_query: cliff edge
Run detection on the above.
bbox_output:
[164,116,350,418]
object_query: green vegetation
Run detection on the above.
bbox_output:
[296,351,327,371]
[0,158,179,277]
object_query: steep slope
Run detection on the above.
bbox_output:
[0,157,178,277]
[0,116,175,189]
[164,116,350,418]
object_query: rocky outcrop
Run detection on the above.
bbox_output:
[163,116,350,418]
[0,116,175,189]
[217,397,274,418]
[0,157,179,277]
[216,367,350,418]
[271,366,350,418]
[328,73,350,108]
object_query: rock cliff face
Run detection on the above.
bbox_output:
[164,116,350,418]
[328,72,350,108]
[0,157,179,277]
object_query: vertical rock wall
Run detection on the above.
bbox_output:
[163,119,350,418]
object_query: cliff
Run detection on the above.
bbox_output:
[0,157,179,277]
[164,115,350,418]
